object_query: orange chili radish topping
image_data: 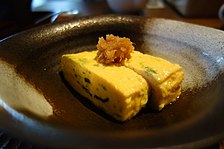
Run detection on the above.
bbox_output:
[96,34,134,65]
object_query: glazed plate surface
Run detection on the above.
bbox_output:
[0,15,224,148]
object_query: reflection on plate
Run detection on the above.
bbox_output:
[0,15,224,148]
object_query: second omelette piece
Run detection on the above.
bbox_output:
[61,51,148,121]
[124,51,184,110]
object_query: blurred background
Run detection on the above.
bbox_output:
[0,0,223,40]
[1,0,223,18]
[30,0,224,17]
[1,0,223,19]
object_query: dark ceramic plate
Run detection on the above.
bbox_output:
[0,15,224,148]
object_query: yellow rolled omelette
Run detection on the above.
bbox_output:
[61,51,148,121]
[124,51,184,110]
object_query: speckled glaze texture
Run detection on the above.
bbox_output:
[142,19,224,90]
[0,15,224,148]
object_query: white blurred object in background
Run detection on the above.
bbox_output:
[106,0,148,13]
[147,0,164,9]
[219,4,224,21]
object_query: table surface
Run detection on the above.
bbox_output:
[0,0,224,148]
